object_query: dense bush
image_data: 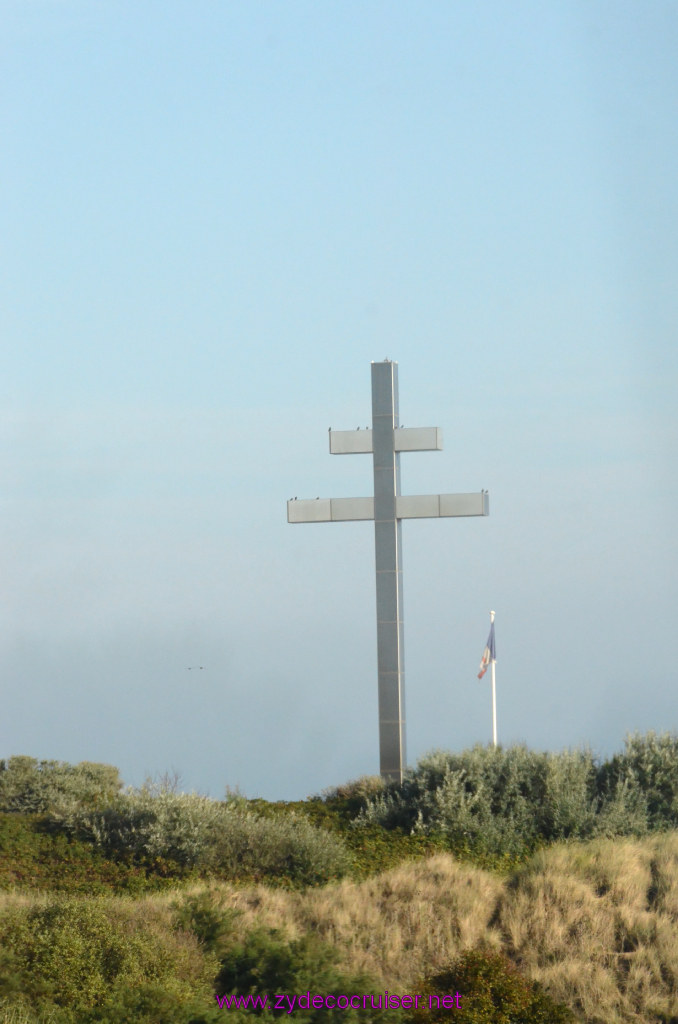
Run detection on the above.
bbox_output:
[50,784,225,866]
[355,734,677,859]
[355,745,589,859]
[173,892,407,1023]
[411,949,574,1024]
[6,733,677,893]
[215,927,405,1023]
[49,782,350,886]
[0,897,216,1023]
[316,776,387,823]
[596,731,678,830]
[0,813,189,895]
[173,891,241,955]
[210,809,350,884]
[0,757,122,816]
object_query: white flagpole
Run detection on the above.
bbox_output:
[490,610,497,747]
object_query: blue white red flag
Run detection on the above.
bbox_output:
[477,621,496,679]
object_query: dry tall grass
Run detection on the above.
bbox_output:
[3,833,678,1023]
[220,853,504,985]
[202,834,678,1023]
[496,832,678,1023]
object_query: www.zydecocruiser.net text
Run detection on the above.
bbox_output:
[215,990,462,1012]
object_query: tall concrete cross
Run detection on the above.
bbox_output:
[288,360,489,783]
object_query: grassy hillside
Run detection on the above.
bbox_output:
[2,835,678,1023]
[207,832,678,1022]
[2,737,678,1023]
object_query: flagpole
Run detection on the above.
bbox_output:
[490,610,497,747]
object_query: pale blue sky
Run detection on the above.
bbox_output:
[1,1,676,799]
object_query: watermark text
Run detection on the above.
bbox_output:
[215,990,462,1012]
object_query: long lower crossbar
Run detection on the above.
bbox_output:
[287,492,489,523]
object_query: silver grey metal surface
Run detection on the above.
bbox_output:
[396,492,489,518]
[286,492,488,523]
[393,426,443,452]
[371,361,406,783]
[287,497,375,522]
[288,361,489,784]
[329,426,443,454]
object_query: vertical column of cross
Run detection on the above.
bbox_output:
[371,361,406,784]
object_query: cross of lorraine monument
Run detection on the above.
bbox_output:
[288,360,489,784]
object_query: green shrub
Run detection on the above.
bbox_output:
[49,783,349,886]
[0,812,194,895]
[596,731,678,830]
[355,736,678,861]
[73,983,225,1024]
[592,776,648,838]
[206,810,350,885]
[51,784,226,866]
[411,949,574,1024]
[320,775,386,804]
[173,891,241,954]
[539,747,598,840]
[0,758,122,816]
[0,897,215,1021]
[215,927,405,1023]
[342,826,449,878]
[316,776,387,824]
[355,746,555,859]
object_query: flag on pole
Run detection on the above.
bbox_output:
[477,621,496,679]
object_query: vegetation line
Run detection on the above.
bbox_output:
[1,732,677,1023]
